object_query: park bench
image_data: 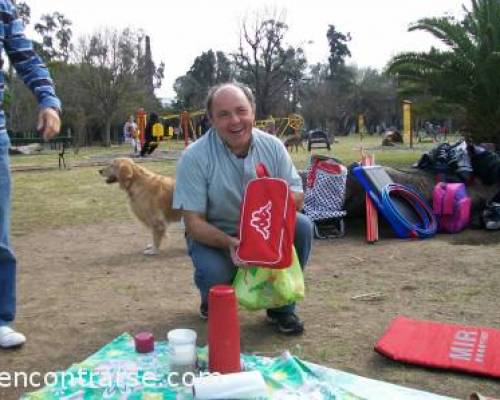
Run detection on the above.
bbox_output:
[307,129,331,151]
[9,132,72,150]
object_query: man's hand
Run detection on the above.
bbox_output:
[228,237,252,269]
[37,108,61,141]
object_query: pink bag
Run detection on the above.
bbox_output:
[432,182,471,233]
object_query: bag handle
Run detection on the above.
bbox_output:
[256,163,270,178]
[306,158,321,188]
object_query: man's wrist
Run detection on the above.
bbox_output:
[225,235,238,249]
[39,105,61,115]
[48,107,61,115]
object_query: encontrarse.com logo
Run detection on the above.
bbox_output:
[0,369,219,389]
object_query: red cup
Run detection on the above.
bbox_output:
[208,285,241,373]
[134,332,154,353]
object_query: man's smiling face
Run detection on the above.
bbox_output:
[209,85,255,156]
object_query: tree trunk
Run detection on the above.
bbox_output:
[73,109,87,154]
[103,118,112,147]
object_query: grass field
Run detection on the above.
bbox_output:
[11,134,443,236]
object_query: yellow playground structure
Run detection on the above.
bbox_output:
[136,108,304,149]
[255,113,304,137]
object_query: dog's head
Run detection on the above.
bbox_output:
[99,158,135,189]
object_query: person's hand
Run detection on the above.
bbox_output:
[37,108,61,141]
[228,237,252,269]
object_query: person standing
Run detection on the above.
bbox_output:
[173,83,313,335]
[0,0,61,348]
[140,112,160,157]
[123,115,139,155]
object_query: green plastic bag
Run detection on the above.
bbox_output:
[233,247,305,310]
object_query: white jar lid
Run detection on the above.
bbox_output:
[167,328,197,345]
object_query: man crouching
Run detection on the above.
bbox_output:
[173,83,313,335]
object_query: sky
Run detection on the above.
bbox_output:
[27,0,465,100]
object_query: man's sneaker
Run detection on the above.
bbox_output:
[483,202,500,230]
[199,303,208,320]
[266,311,304,335]
[0,326,26,349]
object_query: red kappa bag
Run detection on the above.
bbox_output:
[236,163,296,269]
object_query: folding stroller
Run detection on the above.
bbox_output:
[303,155,348,239]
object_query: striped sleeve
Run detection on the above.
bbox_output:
[1,0,61,110]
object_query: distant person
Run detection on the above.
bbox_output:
[0,0,61,349]
[123,115,133,142]
[123,115,139,154]
[173,83,313,335]
[199,114,211,135]
[140,113,160,157]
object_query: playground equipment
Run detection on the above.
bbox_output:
[403,100,413,148]
[357,114,367,140]
[135,108,147,146]
[255,114,304,137]
[162,110,206,148]
[136,109,305,149]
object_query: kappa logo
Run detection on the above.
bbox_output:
[250,201,272,240]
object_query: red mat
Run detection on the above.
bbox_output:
[375,316,500,378]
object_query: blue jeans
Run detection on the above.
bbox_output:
[187,213,313,314]
[0,133,16,327]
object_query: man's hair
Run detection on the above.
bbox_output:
[205,82,255,118]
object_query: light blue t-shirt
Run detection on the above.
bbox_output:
[173,127,302,236]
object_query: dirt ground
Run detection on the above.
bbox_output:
[2,220,500,399]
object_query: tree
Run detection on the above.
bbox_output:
[233,12,307,118]
[326,24,351,79]
[300,63,397,134]
[348,68,397,133]
[174,50,233,109]
[300,63,333,130]
[48,62,89,150]
[215,51,233,82]
[75,28,159,145]
[16,1,31,26]
[34,12,73,62]
[137,35,164,97]
[387,0,500,143]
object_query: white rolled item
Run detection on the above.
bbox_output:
[192,370,268,400]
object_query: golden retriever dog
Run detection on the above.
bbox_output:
[99,158,181,255]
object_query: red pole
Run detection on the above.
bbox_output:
[181,111,190,148]
[361,151,379,243]
[136,108,147,146]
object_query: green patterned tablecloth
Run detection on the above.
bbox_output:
[21,333,455,400]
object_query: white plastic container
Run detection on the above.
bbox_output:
[167,329,197,377]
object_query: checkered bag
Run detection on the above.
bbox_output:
[303,156,347,238]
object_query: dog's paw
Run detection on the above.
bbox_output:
[145,244,154,249]
[143,247,159,255]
